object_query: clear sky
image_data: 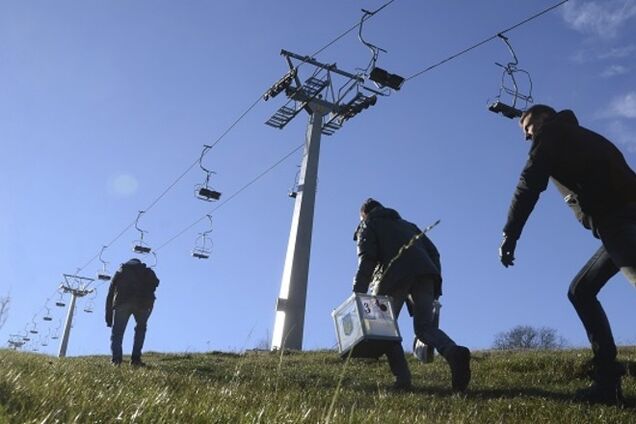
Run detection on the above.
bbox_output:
[1,0,635,356]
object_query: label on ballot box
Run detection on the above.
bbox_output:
[332,293,402,358]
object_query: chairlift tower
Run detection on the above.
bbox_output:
[265,50,379,351]
[57,273,94,358]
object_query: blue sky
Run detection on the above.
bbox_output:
[1,0,635,356]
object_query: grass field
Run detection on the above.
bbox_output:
[1,347,636,423]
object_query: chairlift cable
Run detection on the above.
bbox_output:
[75,94,263,274]
[71,0,397,274]
[155,143,304,252]
[310,0,398,58]
[42,0,396,314]
[405,0,570,81]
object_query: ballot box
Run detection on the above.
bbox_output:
[332,293,402,359]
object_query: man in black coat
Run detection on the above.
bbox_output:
[354,198,471,391]
[105,258,159,366]
[499,104,636,406]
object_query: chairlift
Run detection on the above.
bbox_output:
[96,245,112,281]
[132,210,152,254]
[51,320,61,340]
[488,34,534,119]
[55,290,66,307]
[357,8,404,91]
[195,145,222,202]
[29,318,38,334]
[288,166,301,198]
[43,306,53,321]
[83,289,98,313]
[192,215,214,259]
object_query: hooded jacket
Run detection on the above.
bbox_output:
[105,259,160,312]
[353,207,442,296]
[504,110,636,239]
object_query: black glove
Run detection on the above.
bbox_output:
[499,234,517,268]
[105,312,113,328]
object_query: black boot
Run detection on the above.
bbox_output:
[574,380,625,407]
[574,363,625,407]
[446,346,471,392]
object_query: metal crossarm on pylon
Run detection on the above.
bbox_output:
[265,76,330,130]
[57,273,95,358]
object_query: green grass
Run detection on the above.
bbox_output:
[1,347,636,423]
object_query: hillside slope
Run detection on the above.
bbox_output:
[1,348,635,423]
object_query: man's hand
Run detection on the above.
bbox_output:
[105,313,113,328]
[499,234,517,268]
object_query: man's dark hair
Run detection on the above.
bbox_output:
[521,104,557,121]
[360,198,383,215]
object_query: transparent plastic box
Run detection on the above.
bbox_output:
[332,293,402,358]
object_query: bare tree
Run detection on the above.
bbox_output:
[493,325,567,350]
[0,294,9,330]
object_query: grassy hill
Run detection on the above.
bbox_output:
[1,347,636,423]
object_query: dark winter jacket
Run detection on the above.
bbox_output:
[105,259,159,313]
[504,110,636,239]
[353,207,442,296]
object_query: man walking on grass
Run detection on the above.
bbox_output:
[105,258,159,367]
[353,198,471,391]
[499,104,636,406]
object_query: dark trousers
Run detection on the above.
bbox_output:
[110,303,152,362]
[568,207,636,377]
[376,276,457,383]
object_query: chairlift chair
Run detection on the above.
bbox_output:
[96,246,112,281]
[192,215,213,259]
[192,249,210,260]
[43,309,53,321]
[195,145,222,202]
[132,210,153,254]
[84,304,94,313]
[51,321,61,340]
[488,34,533,119]
[55,290,66,307]
[357,8,404,91]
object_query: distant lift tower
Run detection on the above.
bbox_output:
[265,49,381,350]
[57,273,94,358]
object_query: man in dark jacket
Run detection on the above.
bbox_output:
[105,258,159,366]
[354,198,471,391]
[499,104,636,406]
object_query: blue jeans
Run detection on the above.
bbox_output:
[374,276,457,383]
[568,206,636,376]
[110,303,152,363]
